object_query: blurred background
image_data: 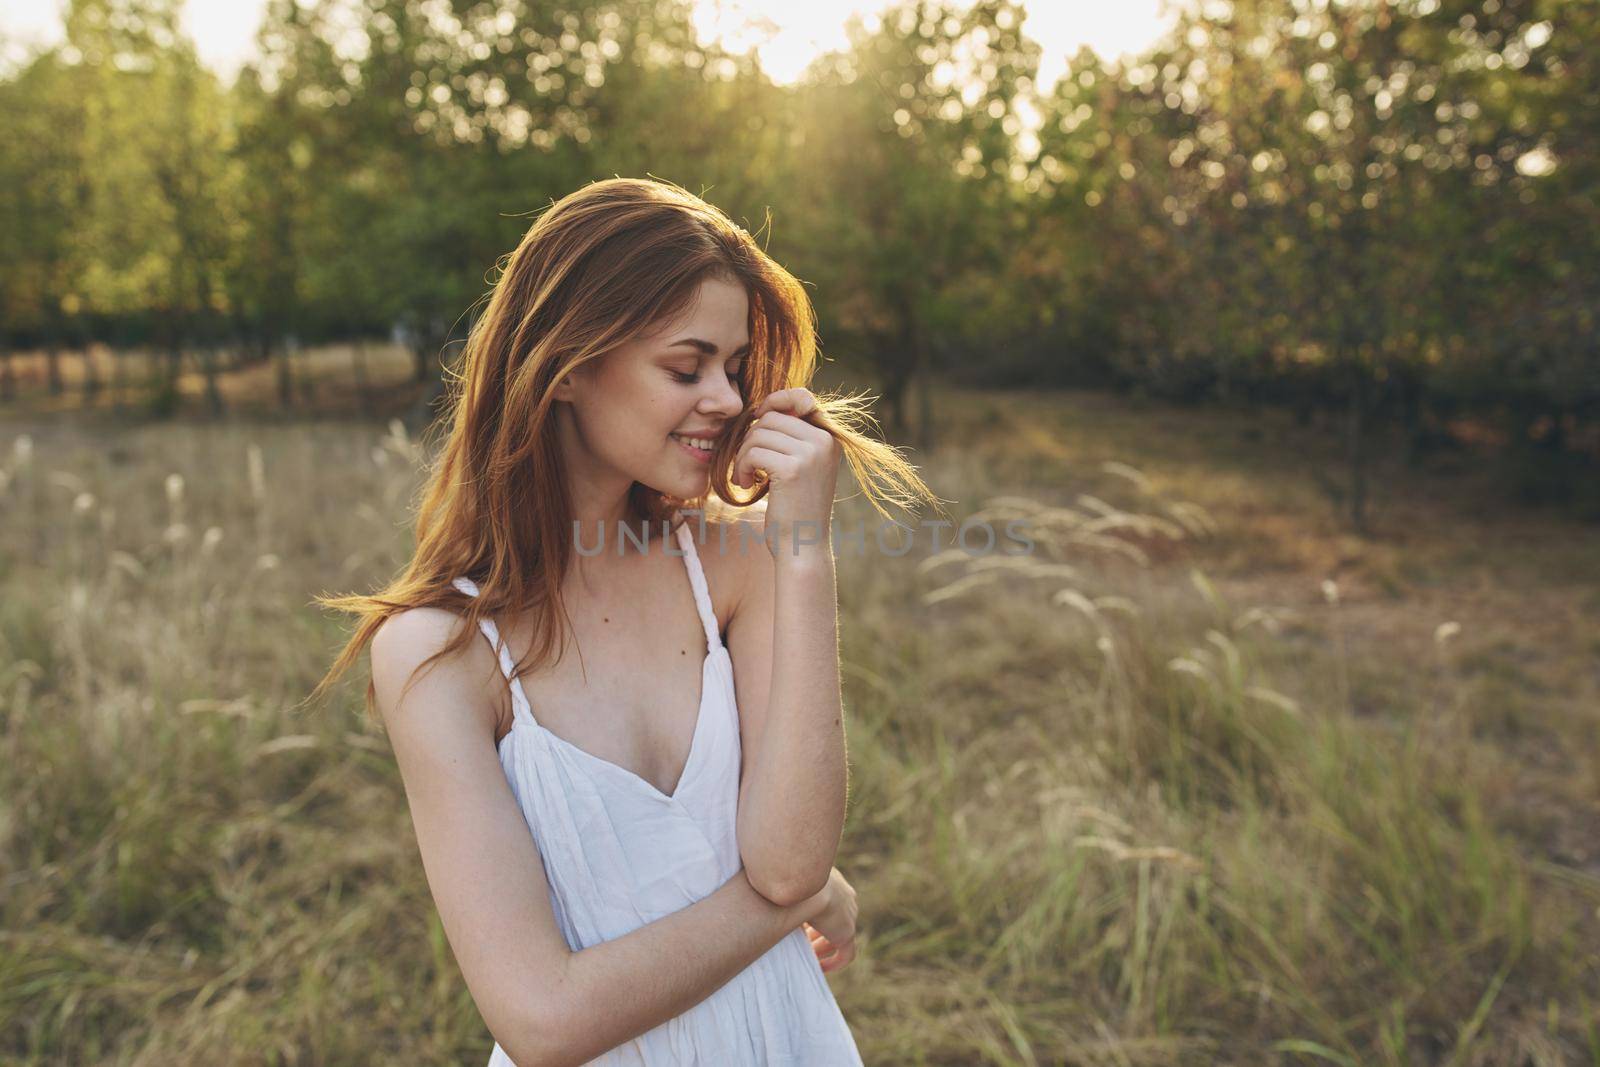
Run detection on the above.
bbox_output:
[2,0,1597,1063]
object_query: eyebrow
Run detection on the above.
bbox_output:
[667,338,751,358]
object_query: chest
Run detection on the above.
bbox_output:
[492,538,739,792]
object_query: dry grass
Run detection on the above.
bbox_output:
[1,377,1597,1065]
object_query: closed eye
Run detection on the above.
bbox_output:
[672,366,743,385]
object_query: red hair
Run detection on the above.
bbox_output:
[307,176,939,719]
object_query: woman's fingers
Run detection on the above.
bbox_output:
[768,388,816,417]
[746,409,826,445]
[737,412,825,458]
[744,391,826,446]
[732,426,788,488]
[753,387,817,421]
[734,445,792,491]
[807,927,842,961]
[803,922,856,973]
[817,938,856,973]
[732,414,831,489]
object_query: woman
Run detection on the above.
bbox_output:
[311,176,938,1064]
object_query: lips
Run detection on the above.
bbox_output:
[670,433,716,463]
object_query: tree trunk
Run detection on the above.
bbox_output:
[404,320,453,430]
[1346,365,1369,535]
[252,331,273,366]
[911,325,936,455]
[880,368,910,440]
[1396,363,1424,468]
[110,346,125,413]
[353,338,374,416]
[297,341,318,407]
[200,345,226,417]
[46,342,63,396]
[915,363,934,455]
[412,336,434,383]
[276,339,294,409]
[81,345,102,406]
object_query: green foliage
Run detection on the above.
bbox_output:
[0,0,1595,508]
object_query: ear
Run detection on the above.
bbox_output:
[552,363,584,403]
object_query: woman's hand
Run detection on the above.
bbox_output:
[797,866,858,975]
[732,388,842,562]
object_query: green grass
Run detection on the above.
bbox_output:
[1,383,1597,1064]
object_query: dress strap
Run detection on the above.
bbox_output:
[451,577,538,727]
[672,521,723,652]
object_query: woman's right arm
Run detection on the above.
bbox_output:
[372,608,829,1067]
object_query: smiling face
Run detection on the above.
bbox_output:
[553,273,750,528]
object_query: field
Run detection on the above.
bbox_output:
[2,359,1597,1064]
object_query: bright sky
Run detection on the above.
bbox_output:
[1,0,1174,93]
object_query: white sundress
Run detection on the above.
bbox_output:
[453,517,864,1066]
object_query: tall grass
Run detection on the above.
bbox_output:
[0,413,1594,1065]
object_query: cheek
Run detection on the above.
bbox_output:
[595,373,670,431]
[574,392,660,460]
[614,389,682,452]
[647,385,693,429]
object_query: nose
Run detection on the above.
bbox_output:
[698,370,745,418]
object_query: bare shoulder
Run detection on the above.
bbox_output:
[370,606,508,742]
[686,495,764,623]
[366,606,573,1062]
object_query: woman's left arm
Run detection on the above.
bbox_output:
[726,388,848,906]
